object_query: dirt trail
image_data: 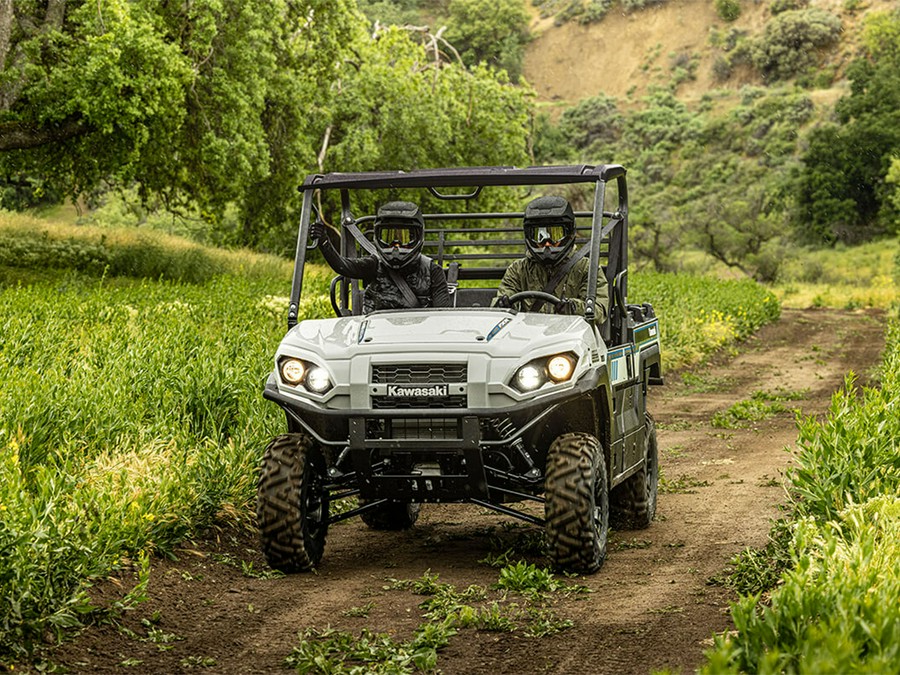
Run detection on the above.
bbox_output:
[50,308,885,674]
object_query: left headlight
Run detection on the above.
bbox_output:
[511,352,578,393]
[278,356,333,394]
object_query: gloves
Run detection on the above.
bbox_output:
[555,297,577,315]
[495,295,511,309]
[308,220,326,246]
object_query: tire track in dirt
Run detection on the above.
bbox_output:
[49,309,885,675]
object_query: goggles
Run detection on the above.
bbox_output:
[526,223,571,247]
[376,224,419,248]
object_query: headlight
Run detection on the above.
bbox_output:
[547,354,575,382]
[515,364,544,392]
[280,358,306,385]
[511,352,578,393]
[278,357,333,394]
[305,366,332,393]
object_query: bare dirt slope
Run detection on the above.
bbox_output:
[523,0,893,106]
[49,308,885,674]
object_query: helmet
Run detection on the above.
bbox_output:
[523,196,575,266]
[373,201,425,269]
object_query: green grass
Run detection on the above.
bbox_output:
[631,270,781,371]
[772,238,900,310]
[711,389,806,429]
[0,211,291,283]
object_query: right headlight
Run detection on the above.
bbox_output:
[278,356,333,394]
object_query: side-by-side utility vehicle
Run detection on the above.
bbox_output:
[257,164,663,574]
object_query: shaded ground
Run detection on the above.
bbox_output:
[46,308,885,674]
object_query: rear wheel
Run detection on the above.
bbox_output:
[544,432,609,573]
[257,433,329,572]
[360,500,421,530]
[611,413,659,530]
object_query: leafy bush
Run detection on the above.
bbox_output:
[715,0,741,23]
[581,0,614,23]
[446,0,531,81]
[712,56,733,81]
[769,0,807,14]
[621,0,669,12]
[558,93,623,151]
[750,9,842,82]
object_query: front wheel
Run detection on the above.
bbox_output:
[257,433,329,572]
[610,413,659,530]
[544,432,609,574]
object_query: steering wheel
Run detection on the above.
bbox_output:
[506,290,562,311]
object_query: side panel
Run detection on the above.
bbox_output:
[608,316,660,486]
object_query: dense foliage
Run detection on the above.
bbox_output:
[445,0,531,81]
[0,1,532,252]
[540,87,807,280]
[749,9,842,82]
[795,9,900,244]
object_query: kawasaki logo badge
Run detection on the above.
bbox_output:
[387,384,449,397]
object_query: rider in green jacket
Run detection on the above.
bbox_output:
[494,195,609,324]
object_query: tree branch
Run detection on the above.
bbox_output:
[0,117,89,151]
[45,0,67,31]
[0,0,13,71]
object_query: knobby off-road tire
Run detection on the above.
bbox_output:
[544,432,609,574]
[257,433,329,572]
[360,500,421,530]
[610,412,659,530]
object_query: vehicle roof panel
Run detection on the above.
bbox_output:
[299,164,624,191]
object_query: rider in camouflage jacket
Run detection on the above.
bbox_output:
[494,196,609,324]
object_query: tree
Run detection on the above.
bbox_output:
[0,1,535,252]
[0,1,359,238]
[308,25,532,229]
[794,9,900,243]
[445,0,530,81]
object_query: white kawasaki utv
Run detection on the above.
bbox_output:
[257,164,662,574]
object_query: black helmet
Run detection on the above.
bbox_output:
[523,196,575,266]
[373,201,425,269]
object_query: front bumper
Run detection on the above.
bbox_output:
[263,367,602,449]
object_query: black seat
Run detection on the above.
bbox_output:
[454,288,498,308]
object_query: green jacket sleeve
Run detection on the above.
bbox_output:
[560,258,608,324]
[492,259,527,306]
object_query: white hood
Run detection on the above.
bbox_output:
[281,309,593,359]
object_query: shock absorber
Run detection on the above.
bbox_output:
[492,417,541,479]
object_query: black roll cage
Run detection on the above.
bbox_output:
[288,164,631,345]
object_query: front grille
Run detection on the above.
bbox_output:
[372,395,467,410]
[371,418,462,440]
[372,363,467,384]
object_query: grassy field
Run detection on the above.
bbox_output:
[0,211,836,663]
